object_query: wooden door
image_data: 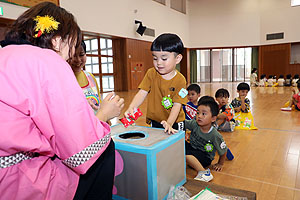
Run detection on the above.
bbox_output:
[130,62,144,89]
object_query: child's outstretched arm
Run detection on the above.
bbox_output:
[124,89,148,118]
[161,102,181,134]
[211,153,226,171]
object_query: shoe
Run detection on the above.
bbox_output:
[226,148,234,160]
[281,107,292,111]
[229,121,235,132]
[194,169,213,182]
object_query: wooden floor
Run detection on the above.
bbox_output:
[109,82,300,200]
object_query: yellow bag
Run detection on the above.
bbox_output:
[283,101,290,107]
[234,111,257,130]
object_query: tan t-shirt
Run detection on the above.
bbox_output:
[138,67,188,124]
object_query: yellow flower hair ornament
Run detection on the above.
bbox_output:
[33,15,60,38]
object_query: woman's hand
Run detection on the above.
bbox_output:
[96,92,124,122]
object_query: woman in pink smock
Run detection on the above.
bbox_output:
[0,2,124,200]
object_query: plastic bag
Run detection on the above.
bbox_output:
[167,185,191,200]
[234,111,257,130]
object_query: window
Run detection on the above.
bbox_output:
[196,50,210,82]
[84,35,114,92]
[171,0,186,14]
[196,48,252,82]
[153,0,166,5]
[291,0,300,6]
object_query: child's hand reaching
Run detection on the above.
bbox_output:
[211,163,223,171]
[124,107,136,118]
[161,120,177,135]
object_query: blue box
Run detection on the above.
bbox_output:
[111,125,186,200]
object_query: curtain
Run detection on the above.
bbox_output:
[190,50,197,83]
[251,47,259,71]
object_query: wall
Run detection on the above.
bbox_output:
[188,0,261,48]
[260,0,300,45]
[60,0,190,47]
[2,0,300,48]
[189,0,300,48]
[0,2,27,19]
[259,43,300,77]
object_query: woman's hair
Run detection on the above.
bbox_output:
[81,41,87,54]
[4,2,81,57]
[251,68,257,74]
[151,33,184,55]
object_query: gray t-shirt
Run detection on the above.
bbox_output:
[185,119,228,161]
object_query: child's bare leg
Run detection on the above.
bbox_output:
[289,97,297,107]
[186,155,206,171]
[216,118,225,126]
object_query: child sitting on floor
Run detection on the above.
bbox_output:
[184,97,227,182]
[281,80,300,111]
[215,88,235,132]
[267,75,274,87]
[292,74,299,87]
[231,82,250,113]
[183,83,201,120]
[285,74,292,86]
[259,74,267,87]
[278,75,285,87]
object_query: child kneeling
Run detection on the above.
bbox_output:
[185,97,227,182]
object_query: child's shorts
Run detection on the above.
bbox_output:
[218,121,235,132]
[185,141,212,168]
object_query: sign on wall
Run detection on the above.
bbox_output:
[0,0,59,8]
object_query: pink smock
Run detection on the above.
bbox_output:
[0,45,111,199]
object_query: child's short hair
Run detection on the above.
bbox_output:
[279,75,284,78]
[198,98,219,117]
[237,82,250,91]
[151,33,184,55]
[297,80,300,88]
[294,74,299,79]
[251,68,257,73]
[187,83,201,94]
[215,88,230,98]
[198,95,215,105]
[268,75,273,79]
[260,74,266,79]
[286,74,292,79]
